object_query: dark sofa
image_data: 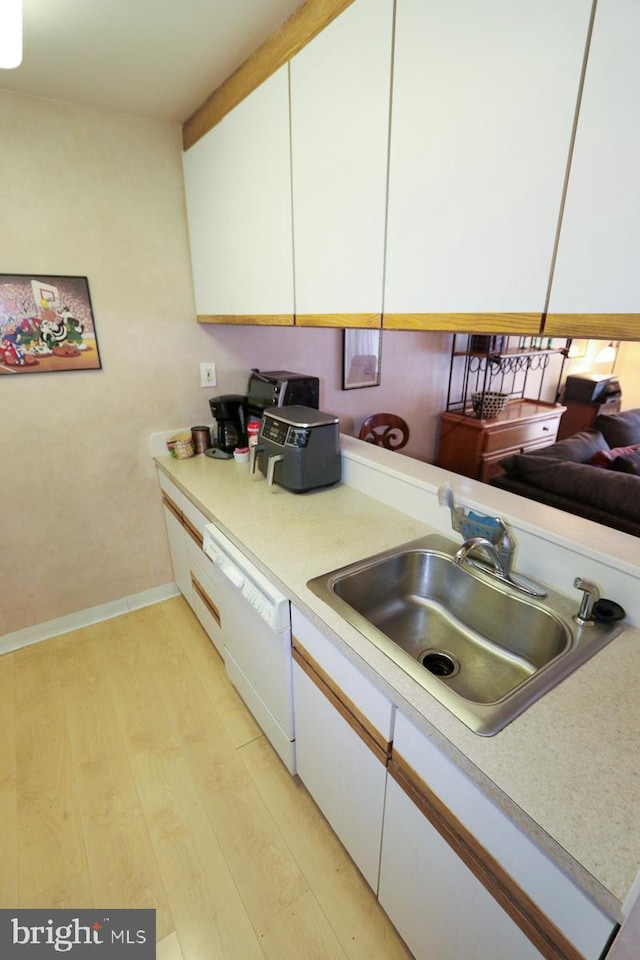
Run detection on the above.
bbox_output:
[490,408,640,536]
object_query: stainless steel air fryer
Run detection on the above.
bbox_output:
[249,405,341,492]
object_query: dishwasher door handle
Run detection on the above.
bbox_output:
[224,566,244,589]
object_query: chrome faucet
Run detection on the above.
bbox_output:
[454,537,507,576]
[454,521,547,598]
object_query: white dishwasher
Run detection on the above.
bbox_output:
[203,523,295,774]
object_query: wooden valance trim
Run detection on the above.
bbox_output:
[544,314,640,339]
[382,312,542,333]
[295,313,381,328]
[196,314,294,326]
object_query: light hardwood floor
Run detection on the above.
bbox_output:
[0,596,414,960]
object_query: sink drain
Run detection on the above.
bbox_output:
[420,649,460,678]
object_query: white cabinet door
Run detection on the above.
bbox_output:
[291,607,394,735]
[182,66,294,318]
[547,0,640,327]
[379,776,547,960]
[291,606,394,891]
[290,0,393,318]
[186,539,226,659]
[379,711,616,960]
[159,473,193,600]
[292,660,388,891]
[384,0,592,317]
[161,496,191,600]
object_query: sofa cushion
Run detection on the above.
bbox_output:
[612,451,640,475]
[594,408,640,448]
[589,443,640,468]
[516,428,608,463]
[497,456,640,522]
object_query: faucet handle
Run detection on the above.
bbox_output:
[492,516,515,573]
[573,577,601,625]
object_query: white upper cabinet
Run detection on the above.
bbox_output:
[289,0,394,318]
[548,0,640,319]
[182,66,294,318]
[384,0,593,316]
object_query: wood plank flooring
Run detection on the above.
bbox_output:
[0,597,414,960]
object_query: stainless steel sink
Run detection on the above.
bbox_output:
[307,534,624,735]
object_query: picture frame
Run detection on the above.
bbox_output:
[0,274,101,375]
[342,329,382,390]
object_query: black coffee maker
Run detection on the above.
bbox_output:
[208,395,247,458]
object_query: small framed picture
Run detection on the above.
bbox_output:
[342,329,382,390]
[0,274,101,375]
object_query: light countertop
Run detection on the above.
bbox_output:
[156,450,640,921]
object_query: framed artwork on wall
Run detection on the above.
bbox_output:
[342,329,382,390]
[0,274,101,375]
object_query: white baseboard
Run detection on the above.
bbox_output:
[0,582,180,656]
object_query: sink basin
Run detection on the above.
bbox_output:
[308,534,623,735]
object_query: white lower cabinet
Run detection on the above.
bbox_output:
[380,775,547,960]
[379,711,617,960]
[186,539,225,658]
[158,472,225,656]
[291,607,394,891]
[159,473,193,601]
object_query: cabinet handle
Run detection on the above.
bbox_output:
[183,515,202,547]
[389,753,589,960]
[162,492,183,524]
[292,640,391,765]
[191,574,221,628]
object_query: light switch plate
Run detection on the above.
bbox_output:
[200,362,216,387]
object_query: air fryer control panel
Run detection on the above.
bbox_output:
[262,418,310,447]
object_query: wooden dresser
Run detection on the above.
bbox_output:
[437,400,566,482]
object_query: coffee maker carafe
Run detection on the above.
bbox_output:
[209,394,247,457]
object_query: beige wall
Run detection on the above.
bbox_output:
[0,91,213,635]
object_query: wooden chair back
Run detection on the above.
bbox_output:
[358,413,410,451]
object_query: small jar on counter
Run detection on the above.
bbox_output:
[191,425,211,454]
[247,419,261,449]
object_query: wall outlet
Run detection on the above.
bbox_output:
[200,362,216,387]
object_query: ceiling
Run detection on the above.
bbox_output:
[0,0,304,124]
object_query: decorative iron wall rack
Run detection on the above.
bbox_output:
[445,334,571,414]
